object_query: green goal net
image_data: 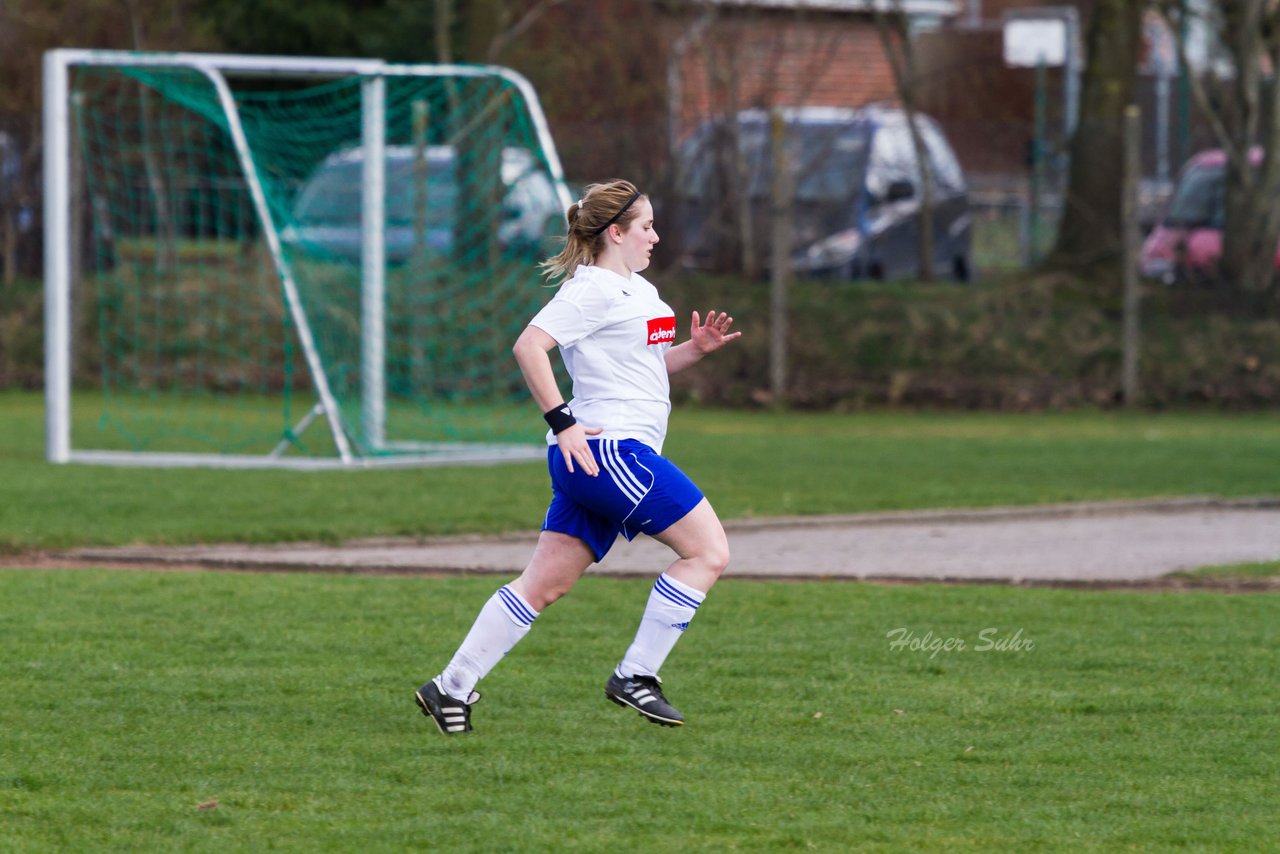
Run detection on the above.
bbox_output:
[45,51,572,468]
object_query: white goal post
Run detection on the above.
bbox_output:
[44,49,572,469]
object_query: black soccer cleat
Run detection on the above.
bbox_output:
[605,673,685,727]
[415,678,479,735]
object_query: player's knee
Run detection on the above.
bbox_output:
[702,539,730,579]
[526,582,572,611]
[512,570,574,611]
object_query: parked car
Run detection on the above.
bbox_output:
[284,145,563,263]
[674,104,972,281]
[1140,146,1280,284]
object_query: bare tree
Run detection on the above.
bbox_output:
[482,0,570,62]
[126,0,179,274]
[1044,0,1145,280]
[1157,0,1280,296]
[489,0,673,185]
[0,0,213,280]
[678,4,848,276]
[872,1,935,282]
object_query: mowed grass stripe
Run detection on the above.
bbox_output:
[1,570,1276,851]
[3,390,1279,551]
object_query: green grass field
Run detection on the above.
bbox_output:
[2,570,1276,852]
[4,392,1279,849]
[3,390,1280,551]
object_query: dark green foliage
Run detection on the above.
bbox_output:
[664,272,1280,409]
[196,0,440,62]
[0,276,42,389]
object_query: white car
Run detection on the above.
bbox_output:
[284,145,562,264]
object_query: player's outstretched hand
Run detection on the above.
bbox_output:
[557,422,603,476]
[689,309,742,355]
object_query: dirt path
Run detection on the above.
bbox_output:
[46,497,1280,590]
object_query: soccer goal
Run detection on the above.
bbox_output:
[44,49,572,469]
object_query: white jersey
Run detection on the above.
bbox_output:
[529,264,677,453]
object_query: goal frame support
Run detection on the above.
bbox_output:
[43,49,571,469]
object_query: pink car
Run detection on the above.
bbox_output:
[1140,147,1280,283]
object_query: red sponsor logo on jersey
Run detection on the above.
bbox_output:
[647,316,677,345]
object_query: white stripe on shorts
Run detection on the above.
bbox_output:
[601,439,648,505]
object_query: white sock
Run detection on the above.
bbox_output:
[438,585,539,701]
[616,573,706,679]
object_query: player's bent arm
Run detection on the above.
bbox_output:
[512,325,566,412]
[512,325,600,476]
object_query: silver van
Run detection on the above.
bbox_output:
[675,105,972,281]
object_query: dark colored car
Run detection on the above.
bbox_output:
[674,105,972,281]
[284,145,563,263]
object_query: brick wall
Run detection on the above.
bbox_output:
[671,11,901,139]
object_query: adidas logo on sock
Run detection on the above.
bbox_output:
[671,621,690,632]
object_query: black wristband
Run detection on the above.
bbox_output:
[543,404,577,434]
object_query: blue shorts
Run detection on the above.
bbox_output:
[543,438,705,561]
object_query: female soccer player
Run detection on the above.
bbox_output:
[415,179,741,733]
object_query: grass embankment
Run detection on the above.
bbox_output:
[668,271,1280,409]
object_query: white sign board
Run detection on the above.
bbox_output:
[1004,18,1067,67]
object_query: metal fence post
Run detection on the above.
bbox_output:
[769,108,791,407]
[1122,105,1141,406]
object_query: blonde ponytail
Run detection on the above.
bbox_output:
[541,179,645,282]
